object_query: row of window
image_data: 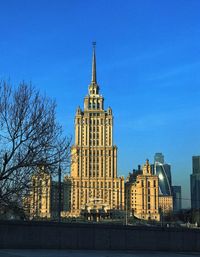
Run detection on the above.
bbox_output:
[141,180,157,187]
[77,149,114,156]
[77,118,112,125]
[78,159,113,174]
[78,133,111,146]
[73,181,120,189]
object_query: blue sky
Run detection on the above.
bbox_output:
[0,0,200,208]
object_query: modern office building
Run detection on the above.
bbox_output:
[69,44,124,218]
[163,164,172,188]
[154,153,164,164]
[153,153,172,187]
[192,156,200,174]
[126,160,160,221]
[152,153,173,214]
[190,156,200,210]
[153,162,172,196]
[172,185,182,212]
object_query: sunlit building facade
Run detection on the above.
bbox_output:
[159,195,173,214]
[69,44,124,217]
[126,160,160,221]
[29,167,71,219]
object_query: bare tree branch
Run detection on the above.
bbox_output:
[0,81,71,213]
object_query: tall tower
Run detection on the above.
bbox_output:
[70,44,124,216]
[152,153,173,214]
[191,156,200,209]
[152,153,172,193]
[154,153,164,164]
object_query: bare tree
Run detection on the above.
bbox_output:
[0,81,70,213]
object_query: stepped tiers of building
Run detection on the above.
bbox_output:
[27,46,174,222]
[68,44,124,217]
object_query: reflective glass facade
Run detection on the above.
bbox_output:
[154,162,172,196]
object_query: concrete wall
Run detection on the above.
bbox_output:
[0,221,199,251]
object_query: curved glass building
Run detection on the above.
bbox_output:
[154,162,172,196]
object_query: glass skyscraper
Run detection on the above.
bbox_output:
[154,162,172,196]
[172,186,182,212]
[154,153,164,164]
[190,156,200,210]
[152,153,172,196]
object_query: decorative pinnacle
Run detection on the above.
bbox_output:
[91,42,97,84]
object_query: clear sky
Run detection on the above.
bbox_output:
[0,0,200,208]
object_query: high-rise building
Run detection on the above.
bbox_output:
[69,44,124,218]
[153,153,172,188]
[152,153,173,214]
[154,153,164,164]
[172,186,182,212]
[192,156,200,174]
[190,156,200,210]
[163,164,172,187]
[154,162,172,196]
[126,160,160,221]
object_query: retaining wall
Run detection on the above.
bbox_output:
[0,221,199,251]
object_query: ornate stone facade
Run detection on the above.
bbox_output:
[126,160,160,221]
[29,166,71,219]
[69,44,124,216]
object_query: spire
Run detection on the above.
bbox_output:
[88,42,99,96]
[91,42,97,84]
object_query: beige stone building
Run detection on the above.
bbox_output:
[69,44,124,217]
[159,195,173,214]
[29,166,71,219]
[126,160,160,221]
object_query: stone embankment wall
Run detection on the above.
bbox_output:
[0,221,199,251]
